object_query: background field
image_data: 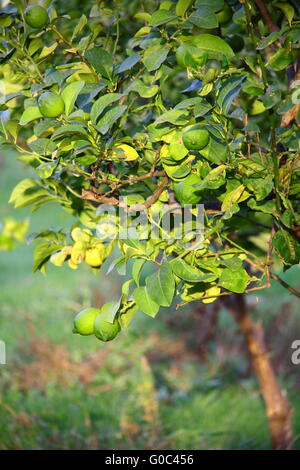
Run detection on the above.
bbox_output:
[1,149,300,450]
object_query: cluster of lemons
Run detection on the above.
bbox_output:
[73,307,121,342]
[50,227,112,270]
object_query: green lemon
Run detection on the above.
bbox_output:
[227,34,245,53]
[174,173,202,205]
[94,313,121,342]
[216,4,233,25]
[73,307,101,336]
[24,5,49,29]
[38,92,65,118]
[182,125,210,151]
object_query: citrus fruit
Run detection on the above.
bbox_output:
[38,92,65,118]
[203,59,221,84]
[94,313,121,342]
[227,34,244,53]
[24,5,49,29]
[73,307,101,336]
[216,4,233,25]
[174,173,202,205]
[85,244,105,267]
[182,125,210,151]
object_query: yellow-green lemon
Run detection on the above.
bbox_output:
[94,313,121,342]
[73,307,101,336]
[24,5,49,29]
[38,92,65,118]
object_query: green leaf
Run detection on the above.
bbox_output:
[221,184,246,211]
[117,53,141,73]
[71,14,88,40]
[188,7,218,29]
[133,286,160,317]
[9,178,49,209]
[267,48,294,71]
[28,138,56,155]
[85,48,113,79]
[100,300,121,323]
[132,258,147,286]
[150,10,177,26]
[143,45,170,72]
[36,161,58,179]
[273,230,300,266]
[174,97,204,110]
[176,0,196,16]
[274,2,294,26]
[126,80,159,98]
[200,135,228,164]
[244,177,273,201]
[194,99,212,117]
[218,267,250,293]
[256,32,281,50]
[19,107,42,126]
[119,303,139,329]
[217,75,246,114]
[171,258,218,282]
[195,0,224,11]
[90,93,123,124]
[154,109,189,126]
[10,0,25,13]
[51,124,88,138]
[188,34,234,59]
[96,105,128,134]
[61,81,85,116]
[38,43,58,60]
[145,260,175,307]
[194,165,226,190]
[33,242,62,273]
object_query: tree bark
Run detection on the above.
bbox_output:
[224,294,293,450]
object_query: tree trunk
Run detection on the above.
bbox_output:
[224,294,293,450]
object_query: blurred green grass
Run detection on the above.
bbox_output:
[0,150,300,450]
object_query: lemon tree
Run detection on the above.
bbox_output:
[1,0,300,449]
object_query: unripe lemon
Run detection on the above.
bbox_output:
[227,34,245,53]
[94,313,121,342]
[182,125,210,151]
[73,307,101,336]
[85,244,105,267]
[24,5,49,29]
[38,92,65,118]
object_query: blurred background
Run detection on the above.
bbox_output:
[1,149,300,450]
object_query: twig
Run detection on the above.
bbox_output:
[253,0,280,33]
[246,257,300,299]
